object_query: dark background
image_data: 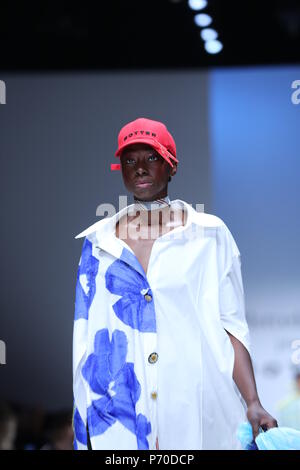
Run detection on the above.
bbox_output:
[0,0,299,70]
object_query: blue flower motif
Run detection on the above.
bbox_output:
[74,238,99,320]
[82,328,151,449]
[73,407,87,447]
[105,248,156,332]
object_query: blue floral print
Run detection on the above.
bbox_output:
[74,238,99,320]
[82,328,151,449]
[73,407,87,447]
[105,248,156,332]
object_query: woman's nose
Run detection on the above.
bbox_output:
[135,165,148,175]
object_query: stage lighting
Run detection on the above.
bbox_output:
[204,39,223,54]
[200,28,218,41]
[194,13,212,27]
[188,0,207,11]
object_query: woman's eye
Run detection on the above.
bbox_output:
[125,155,158,164]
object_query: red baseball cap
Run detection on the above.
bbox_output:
[111,117,179,171]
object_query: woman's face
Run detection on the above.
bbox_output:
[120,143,177,201]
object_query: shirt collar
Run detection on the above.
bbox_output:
[74,198,221,241]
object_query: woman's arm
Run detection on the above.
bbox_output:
[226,330,278,438]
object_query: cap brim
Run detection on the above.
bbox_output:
[115,137,178,167]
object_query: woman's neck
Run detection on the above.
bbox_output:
[132,195,171,211]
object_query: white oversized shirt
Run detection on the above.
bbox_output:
[72,199,251,450]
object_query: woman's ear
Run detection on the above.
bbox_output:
[171,162,177,178]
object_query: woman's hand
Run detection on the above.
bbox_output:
[247,400,278,439]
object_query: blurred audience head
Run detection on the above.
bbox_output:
[0,401,18,450]
[42,410,73,450]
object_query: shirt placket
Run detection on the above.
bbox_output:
[140,286,159,450]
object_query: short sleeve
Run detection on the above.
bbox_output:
[218,227,252,356]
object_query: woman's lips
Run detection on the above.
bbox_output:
[135,182,153,188]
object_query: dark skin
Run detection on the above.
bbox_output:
[118,142,278,445]
[120,142,177,201]
[116,143,184,277]
[226,331,278,438]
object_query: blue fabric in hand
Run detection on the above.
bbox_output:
[237,422,300,450]
[236,422,258,450]
[256,426,300,450]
